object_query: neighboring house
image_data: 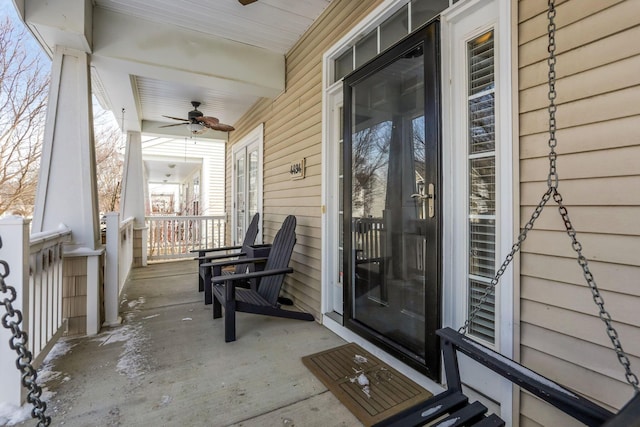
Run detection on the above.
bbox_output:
[8,0,639,424]
[141,135,226,217]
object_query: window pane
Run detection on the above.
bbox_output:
[468,279,496,342]
[469,92,495,154]
[355,29,378,68]
[469,157,495,215]
[380,5,408,52]
[335,48,353,82]
[468,31,494,95]
[410,0,449,31]
[469,218,496,276]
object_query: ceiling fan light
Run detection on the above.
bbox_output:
[187,122,204,133]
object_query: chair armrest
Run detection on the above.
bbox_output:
[195,252,246,262]
[190,245,242,255]
[214,267,294,284]
[201,256,268,269]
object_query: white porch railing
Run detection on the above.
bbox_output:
[0,217,71,405]
[104,213,135,326]
[28,226,72,362]
[146,215,226,260]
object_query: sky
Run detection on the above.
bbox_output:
[1,1,50,63]
[1,0,121,126]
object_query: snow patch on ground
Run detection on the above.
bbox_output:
[0,340,73,425]
[92,326,135,346]
[115,323,150,380]
[142,314,160,320]
[0,401,34,426]
[127,296,146,309]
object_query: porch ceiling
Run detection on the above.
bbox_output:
[15,0,330,137]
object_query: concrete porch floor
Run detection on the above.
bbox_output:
[26,260,362,426]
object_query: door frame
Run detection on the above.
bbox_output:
[342,21,442,379]
[231,123,264,245]
[441,0,516,423]
[320,0,516,412]
[322,82,345,317]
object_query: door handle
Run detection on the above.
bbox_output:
[410,193,432,201]
[411,183,435,218]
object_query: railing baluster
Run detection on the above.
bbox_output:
[144,215,226,261]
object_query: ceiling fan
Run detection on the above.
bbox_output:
[161,101,235,133]
[238,0,258,5]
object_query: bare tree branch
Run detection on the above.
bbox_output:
[0,17,49,216]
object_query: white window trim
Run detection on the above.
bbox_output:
[231,123,264,244]
[321,81,343,315]
[441,0,516,424]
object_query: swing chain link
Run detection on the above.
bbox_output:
[553,191,639,392]
[462,0,639,393]
[0,236,52,426]
[547,2,559,189]
[459,188,552,335]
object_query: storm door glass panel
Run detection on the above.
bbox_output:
[467,30,496,343]
[235,153,246,244]
[248,148,259,220]
[350,44,426,359]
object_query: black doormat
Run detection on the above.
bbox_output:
[302,343,432,426]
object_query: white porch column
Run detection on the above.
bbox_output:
[120,131,148,266]
[32,46,104,336]
[0,217,30,406]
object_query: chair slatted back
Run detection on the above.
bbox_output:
[257,215,296,305]
[235,213,260,274]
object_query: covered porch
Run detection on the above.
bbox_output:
[25,260,359,426]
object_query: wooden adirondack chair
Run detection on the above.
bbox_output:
[192,213,261,304]
[210,215,314,342]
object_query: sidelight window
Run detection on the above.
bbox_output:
[467,30,496,343]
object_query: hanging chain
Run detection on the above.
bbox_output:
[461,0,639,393]
[553,191,639,392]
[0,236,52,426]
[546,0,559,189]
[459,187,552,335]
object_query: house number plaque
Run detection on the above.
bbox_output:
[290,158,305,180]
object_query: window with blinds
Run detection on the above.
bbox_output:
[467,30,496,343]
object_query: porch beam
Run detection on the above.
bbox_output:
[20,0,93,56]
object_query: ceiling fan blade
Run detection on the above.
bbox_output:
[238,0,258,5]
[196,116,220,126]
[162,115,189,121]
[158,123,188,128]
[207,122,235,132]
